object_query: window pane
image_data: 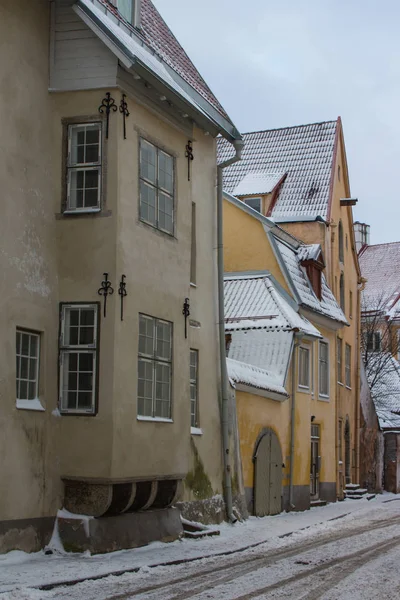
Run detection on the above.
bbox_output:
[245,198,261,212]
[139,315,154,356]
[158,192,174,234]
[20,356,29,380]
[70,124,101,166]
[140,140,157,184]
[77,392,92,410]
[154,363,171,418]
[118,0,133,23]
[140,181,157,226]
[158,151,173,193]
[137,358,154,416]
[19,381,28,400]
[156,320,172,360]
[21,333,30,356]
[16,331,40,401]
[69,169,100,210]
[29,358,37,380]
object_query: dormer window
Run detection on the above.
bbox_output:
[301,250,325,300]
[111,0,141,27]
[244,197,262,213]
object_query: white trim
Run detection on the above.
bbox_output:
[16,329,41,404]
[137,416,173,423]
[190,427,203,436]
[16,398,45,412]
[235,383,288,402]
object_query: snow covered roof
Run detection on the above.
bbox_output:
[218,120,338,221]
[232,172,286,197]
[369,355,400,429]
[74,0,239,140]
[227,357,289,399]
[359,242,400,314]
[273,238,348,325]
[297,244,324,264]
[224,273,321,337]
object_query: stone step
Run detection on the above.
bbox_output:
[346,488,368,496]
[310,500,327,507]
[181,517,220,539]
[346,494,365,500]
[345,483,361,490]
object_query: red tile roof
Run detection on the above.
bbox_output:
[218,120,338,221]
[99,0,229,119]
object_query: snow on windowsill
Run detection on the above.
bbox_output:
[190,282,197,288]
[191,427,203,436]
[137,416,173,423]
[16,398,45,412]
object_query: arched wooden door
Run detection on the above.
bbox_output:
[254,429,283,516]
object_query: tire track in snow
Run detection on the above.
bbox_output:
[104,514,400,600]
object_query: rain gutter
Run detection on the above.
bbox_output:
[217,139,244,522]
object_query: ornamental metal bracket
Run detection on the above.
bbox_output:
[185,140,194,181]
[182,298,190,339]
[118,274,127,321]
[98,273,114,318]
[99,92,117,139]
[119,94,130,140]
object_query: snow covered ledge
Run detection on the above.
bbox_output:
[16,398,45,411]
[227,358,289,402]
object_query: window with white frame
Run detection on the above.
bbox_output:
[66,123,102,212]
[298,346,310,389]
[345,344,351,388]
[138,314,172,419]
[337,337,343,383]
[16,330,40,403]
[190,349,198,427]
[59,304,99,414]
[244,197,262,213]
[139,139,174,235]
[111,0,140,26]
[319,340,329,397]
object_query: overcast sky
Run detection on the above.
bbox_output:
[153,0,399,245]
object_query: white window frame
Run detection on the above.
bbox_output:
[298,345,310,390]
[244,197,262,213]
[59,304,99,415]
[137,314,173,420]
[345,343,352,389]
[66,123,102,214]
[16,329,42,410]
[139,139,174,236]
[318,340,330,399]
[112,0,141,26]
[190,349,199,428]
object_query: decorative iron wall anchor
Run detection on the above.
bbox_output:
[118,274,127,321]
[98,273,114,318]
[185,141,194,181]
[99,92,117,139]
[182,298,190,339]
[119,94,130,140]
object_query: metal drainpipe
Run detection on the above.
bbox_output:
[289,332,304,510]
[217,138,244,523]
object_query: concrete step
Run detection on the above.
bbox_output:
[345,488,368,498]
[345,483,361,490]
[181,518,220,539]
[310,500,327,507]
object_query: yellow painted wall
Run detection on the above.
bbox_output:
[223,199,291,294]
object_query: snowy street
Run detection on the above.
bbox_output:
[2,495,400,600]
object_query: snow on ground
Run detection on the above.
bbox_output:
[0,493,399,599]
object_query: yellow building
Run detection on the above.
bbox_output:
[224,196,347,513]
[219,120,361,501]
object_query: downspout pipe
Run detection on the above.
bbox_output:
[217,138,244,523]
[289,331,304,510]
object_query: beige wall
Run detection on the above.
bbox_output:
[1,1,225,526]
[0,0,60,521]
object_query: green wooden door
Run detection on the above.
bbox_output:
[254,430,282,516]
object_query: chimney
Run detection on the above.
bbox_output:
[354,222,370,254]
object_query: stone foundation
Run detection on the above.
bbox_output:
[0,517,55,554]
[58,508,182,554]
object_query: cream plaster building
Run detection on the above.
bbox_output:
[0,0,242,553]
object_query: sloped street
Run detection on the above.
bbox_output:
[2,496,400,600]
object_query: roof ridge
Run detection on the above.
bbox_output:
[239,119,338,137]
[363,241,400,249]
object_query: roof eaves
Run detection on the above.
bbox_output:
[74,0,241,142]
[326,117,340,222]
[268,233,302,306]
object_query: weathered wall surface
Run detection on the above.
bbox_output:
[0,1,61,544]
